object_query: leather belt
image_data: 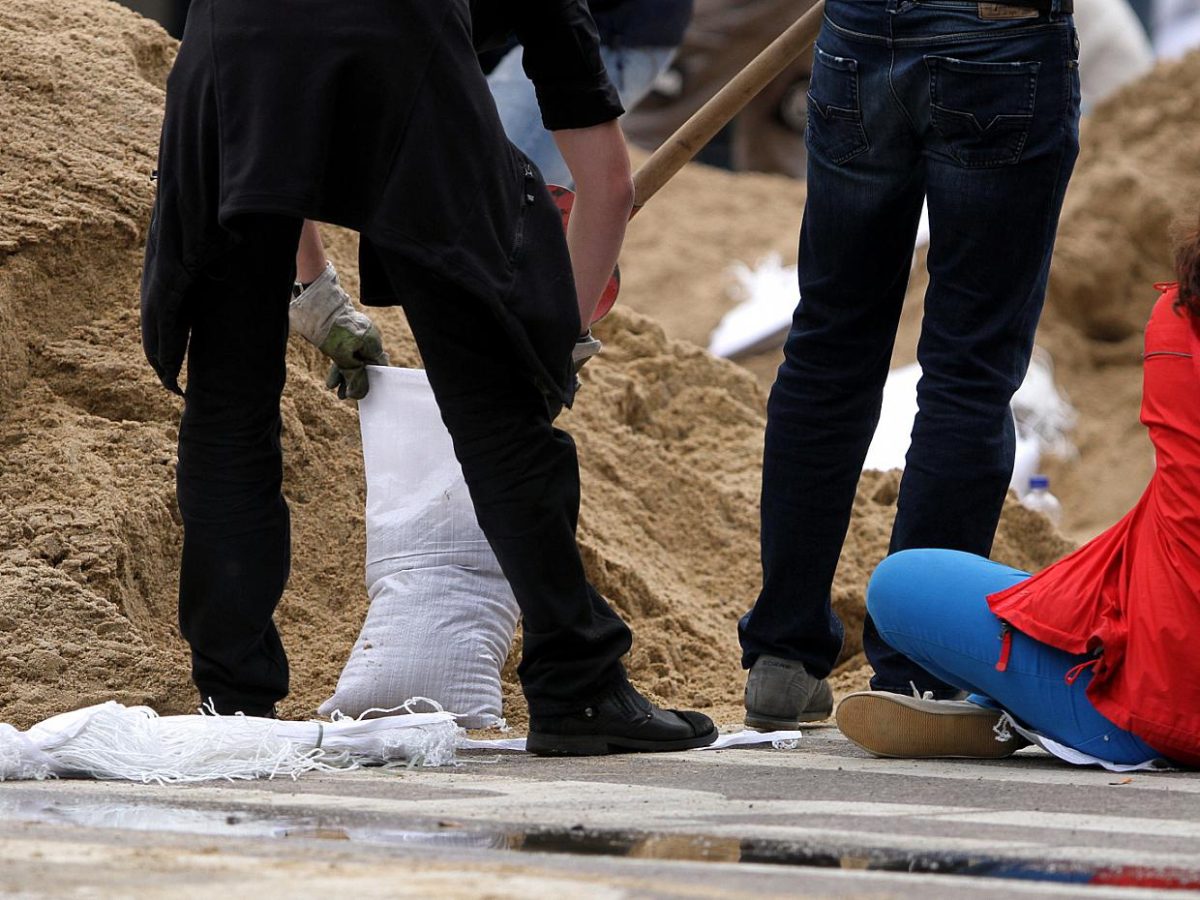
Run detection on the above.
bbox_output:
[983,0,1074,13]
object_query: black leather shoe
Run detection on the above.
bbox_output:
[527,682,718,756]
[203,697,278,718]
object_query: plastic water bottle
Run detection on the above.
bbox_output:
[1021,475,1062,527]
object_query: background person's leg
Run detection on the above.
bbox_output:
[599,45,679,118]
[177,215,303,716]
[392,269,632,715]
[868,550,1159,765]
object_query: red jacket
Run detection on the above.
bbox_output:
[989,285,1200,767]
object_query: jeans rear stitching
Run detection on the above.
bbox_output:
[887,21,921,138]
[892,23,1064,46]
[822,14,890,46]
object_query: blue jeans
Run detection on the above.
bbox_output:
[739,0,1081,695]
[488,44,677,188]
[868,550,1160,765]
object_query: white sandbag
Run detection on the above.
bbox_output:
[0,701,459,783]
[320,367,519,729]
[1011,347,1078,461]
[862,362,923,473]
[708,253,798,359]
[863,351,1075,495]
[708,235,929,360]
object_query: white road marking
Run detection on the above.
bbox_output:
[683,746,1200,794]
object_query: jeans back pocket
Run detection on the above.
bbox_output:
[806,45,869,165]
[926,55,1040,168]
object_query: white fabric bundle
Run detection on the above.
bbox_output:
[320,367,519,729]
[1073,0,1154,111]
[862,350,1076,496]
[708,253,798,359]
[1011,347,1078,462]
[0,701,459,783]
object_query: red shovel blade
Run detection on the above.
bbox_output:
[548,184,621,324]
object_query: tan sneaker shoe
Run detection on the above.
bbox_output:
[836,690,1029,759]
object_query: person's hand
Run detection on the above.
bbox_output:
[573,330,602,373]
[289,263,389,400]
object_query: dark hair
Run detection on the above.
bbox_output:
[1177,215,1200,318]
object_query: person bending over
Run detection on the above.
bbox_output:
[836,223,1200,769]
[141,0,716,756]
[291,2,643,377]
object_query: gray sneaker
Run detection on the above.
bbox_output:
[744,655,834,730]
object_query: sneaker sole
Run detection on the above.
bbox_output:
[525,727,719,757]
[836,692,1022,759]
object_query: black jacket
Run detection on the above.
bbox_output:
[590,0,694,49]
[143,0,623,406]
[477,0,694,57]
[471,0,624,129]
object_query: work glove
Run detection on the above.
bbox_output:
[289,263,389,400]
[573,330,602,374]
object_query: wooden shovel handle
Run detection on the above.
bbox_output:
[631,0,826,210]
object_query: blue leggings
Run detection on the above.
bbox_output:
[867,550,1159,765]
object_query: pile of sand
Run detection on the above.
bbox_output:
[1031,56,1200,538]
[620,52,1200,542]
[0,0,1073,730]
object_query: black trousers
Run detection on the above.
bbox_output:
[177,216,631,716]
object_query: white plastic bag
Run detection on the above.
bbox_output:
[319,367,519,729]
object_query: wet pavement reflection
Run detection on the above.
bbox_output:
[0,792,1197,891]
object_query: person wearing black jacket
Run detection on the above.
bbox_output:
[141,0,716,755]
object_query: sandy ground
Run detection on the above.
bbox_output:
[0,0,1075,733]
[1,5,1199,895]
[1,0,1198,822]
[619,51,1200,547]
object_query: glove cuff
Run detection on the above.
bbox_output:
[289,263,350,346]
[573,330,602,372]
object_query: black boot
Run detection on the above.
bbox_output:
[527,681,717,756]
[202,697,278,719]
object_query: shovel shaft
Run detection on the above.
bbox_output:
[631,0,826,211]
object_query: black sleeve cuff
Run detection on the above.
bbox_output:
[534,81,624,131]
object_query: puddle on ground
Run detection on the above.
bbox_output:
[0,792,1197,891]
